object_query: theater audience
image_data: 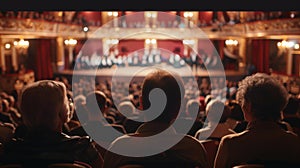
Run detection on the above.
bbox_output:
[214,73,300,168]
[225,100,248,133]
[0,121,14,145]
[282,96,300,136]
[0,80,103,168]
[69,90,126,157]
[195,99,235,141]
[103,69,209,168]
[119,100,143,134]
[174,99,204,136]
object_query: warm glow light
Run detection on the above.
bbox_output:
[108,12,113,16]
[291,13,295,18]
[4,43,11,49]
[14,39,29,49]
[113,12,118,17]
[183,12,188,18]
[151,39,156,44]
[184,12,193,18]
[145,39,151,44]
[64,38,77,47]
[225,39,239,46]
[83,26,89,32]
[277,40,298,49]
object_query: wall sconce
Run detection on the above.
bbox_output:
[4,43,11,50]
[108,12,118,17]
[145,39,157,49]
[145,39,157,45]
[13,39,30,55]
[14,39,29,50]
[225,39,239,46]
[183,12,194,28]
[107,11,119,27]
[277,40,298,50]
[64,38,77,47]
[64,38,77,65]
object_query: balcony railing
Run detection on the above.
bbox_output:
[0,18,299,39]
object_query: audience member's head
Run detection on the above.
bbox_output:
[85,91,107,118]
[206,99,231,123]
[141,69,184,123]
[19,80,71,132]
[237,73,289,122]
[1,99,9,113]
[185,99,201,118]
[118,101,136,118]
[283,96,300,116]
[227,100,244,121]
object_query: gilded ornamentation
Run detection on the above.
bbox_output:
[0,18,299,38]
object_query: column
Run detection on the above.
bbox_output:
[11,47,18,71]
[287,49,292,75]
[56,37,65,71]
[0,43,6,73]
[68,47,74,65]
[238,38,246,70]
[103,38,110,55]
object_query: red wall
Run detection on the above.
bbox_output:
[125,12,145,25]
[198,11,213,25]
[198,39,215,56]
[157,11,176,23]
[157,40,184,56]
[79,39,103,56]
[78,11,102,24]
[118,40,145,55]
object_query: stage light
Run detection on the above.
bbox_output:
[83,26,89,32]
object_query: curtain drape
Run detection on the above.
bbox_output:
[35,39,53,80]
[251,39,270,73]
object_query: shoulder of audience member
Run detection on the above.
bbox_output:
[220,130,249,142]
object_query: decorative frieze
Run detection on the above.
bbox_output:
[0,18,299,39]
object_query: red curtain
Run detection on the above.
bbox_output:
[35,39,53,80]
[218,40,225,60]
[251,39,270,73]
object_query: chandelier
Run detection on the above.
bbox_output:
[225,39,239,46]
[277,40,299,50]
[13,39,29,50]
[64,38,77,47]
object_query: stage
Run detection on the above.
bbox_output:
[54,64,247,83]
